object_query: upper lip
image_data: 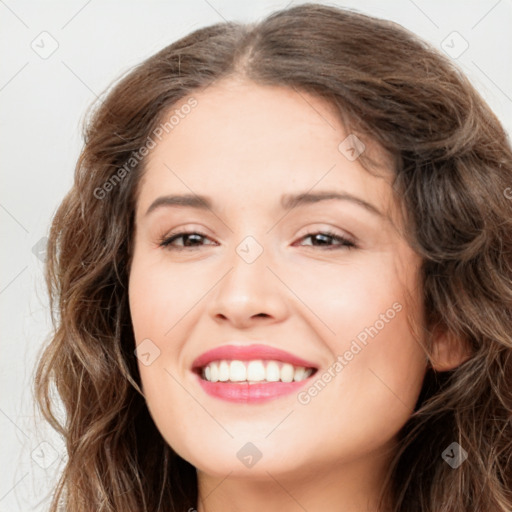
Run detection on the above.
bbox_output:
[191,344,319,370]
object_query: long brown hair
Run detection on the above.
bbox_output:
[35,3,512,511]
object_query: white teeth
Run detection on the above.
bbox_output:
[229,360,246,382]
[218,360,229,382]
[247,360,266,381]
[293,366,307,381]
[210,362,219,382]
[280,363,295,383]
[200,359,314,383]
[266,361,280,382]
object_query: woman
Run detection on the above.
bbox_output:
[35,3,512,511]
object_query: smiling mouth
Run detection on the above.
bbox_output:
[194,359,318,384]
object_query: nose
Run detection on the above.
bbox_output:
[207,243,290,330]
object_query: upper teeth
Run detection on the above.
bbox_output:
[202,360,314,383]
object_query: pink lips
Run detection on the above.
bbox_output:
[191,344,318,404]
[191,343,318,370]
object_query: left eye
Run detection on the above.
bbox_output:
[159,230,356,250]
[297,231,356,249]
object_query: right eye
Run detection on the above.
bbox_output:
[158,231,217,250]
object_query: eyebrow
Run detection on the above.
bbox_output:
[144,191,383,218]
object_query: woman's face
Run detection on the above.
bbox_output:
[129,78,427,484]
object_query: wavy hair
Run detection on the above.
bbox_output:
[35,3,512,511]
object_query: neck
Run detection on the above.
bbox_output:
[195,449,394,512]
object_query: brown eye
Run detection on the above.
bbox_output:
[298,231,356,250]
[159,231,216,250]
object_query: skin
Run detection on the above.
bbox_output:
[128,77,437,511]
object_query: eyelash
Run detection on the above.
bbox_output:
[158,230,356,251]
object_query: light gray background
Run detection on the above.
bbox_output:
[1,0,511,510]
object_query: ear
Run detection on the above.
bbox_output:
[429,326,473,372]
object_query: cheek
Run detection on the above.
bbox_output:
[294,251,427,429]
[290,251,414,342]
[128,256,184,396]
[129,257,197,447]
[292,309,426,462]
[128,254,203,342]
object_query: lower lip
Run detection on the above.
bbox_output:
[194,373,315,403]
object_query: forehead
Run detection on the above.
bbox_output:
[136,78,395,218]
